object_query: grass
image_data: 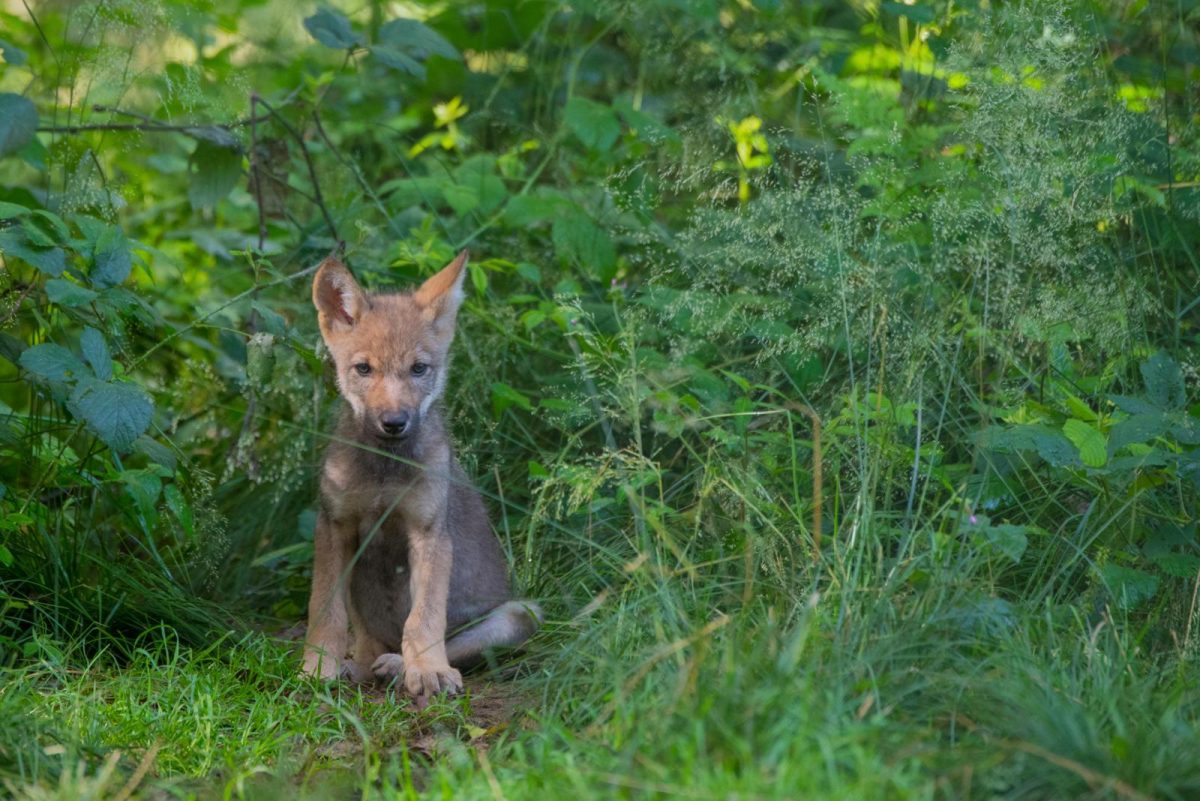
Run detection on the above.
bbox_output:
[5,515,1199,799]
[2,0,1199,799]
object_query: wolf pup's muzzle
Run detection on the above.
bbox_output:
[378,410,416,439]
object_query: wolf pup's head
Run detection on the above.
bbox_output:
[312,251,469,446]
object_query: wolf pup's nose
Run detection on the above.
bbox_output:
[380,411,411,437]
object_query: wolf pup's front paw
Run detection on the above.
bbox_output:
[371,652,405,683]
[404,659,463,698]
[301,649,343,681]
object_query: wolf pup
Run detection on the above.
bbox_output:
[302,250,541,699]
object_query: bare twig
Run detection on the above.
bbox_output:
[249,93,268,251]
[38,103,272,138]
[256,97,343,251]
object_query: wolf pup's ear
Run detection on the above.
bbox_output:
[414,250,469,331]
[313,257,366,335]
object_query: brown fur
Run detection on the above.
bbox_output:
[301,251,541,698]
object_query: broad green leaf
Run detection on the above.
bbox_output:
[445,176,507,216]
[371,44,425,78]
[0,230,65,276]
[19,343,89,382]
[68,377,154,451]
[45,278,99,307]
[0,543,11,567]
[1152,552,1200,580]
[1109,394,1161,415]
[250,302,288,337]
[0,201,32,219]
[379,18,460,60]
[614,101,680,146]
[1063,419,1107,467]
[982,524,1028,563]
[552,212,616,278]
[304,7,362,49]
[163,483,194,538]
[1032,429,1082,467]
[0,93,37,157]
[133,435,177,471]
[1141,352,1185,410]
[188,141,243,211]
[20,217,55,247]
[1171,413,1200,445]
[504,193,568,227]
[1098,563,1159,609]
[91,225,132,288]
[443,183,480,215]
[564,97,621,153]
[119,468,162,524]
[26,210,70,245]
[1108,412,1168,454]
[80,328,112,381]
[0,37,27,66]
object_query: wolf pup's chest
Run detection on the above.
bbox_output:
[321,456,428,530]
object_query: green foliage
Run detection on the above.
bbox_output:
[0,0,1198,797]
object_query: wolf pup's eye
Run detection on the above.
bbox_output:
[354,362,372,376]
[411,362,429,376]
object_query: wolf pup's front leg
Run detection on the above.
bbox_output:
[302,511,356,679]
[401,528,463,696]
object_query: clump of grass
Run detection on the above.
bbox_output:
[2,0,1197,799]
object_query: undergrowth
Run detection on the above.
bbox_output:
[0,0,1197,799]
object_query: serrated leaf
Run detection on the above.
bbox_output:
[614,101,679,146]
[0,93,37,157]
[503,193,568,227]
[133,436,177,470]
[1097,563,1159,609]
[0,230,66,276]
[379,18,460,60]
[372,44,425,78]
[1063,419,1107,467]
[26,211,69,247]
[552,212,615,278]
[304,7,362,49]
[1109,394,1161,415]
[0,201,32,219]
[564,96,621,153]
[92,225,132,288]
[0,37,28,67]
[19,343,90,382]
[80,328,112,381]
[188,141,243,211]
[68,377,153,451]
[443,182,480,215]
[250,301,288,336]
[1141,352,1185,410]
[1108,413,1168,455]
[1171,413,1200,445]
[45,278,99,307]
[20,217,55,247]
[1151,552,1200,579]
[982,524,1028,563]
[1033,430,1081,467]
